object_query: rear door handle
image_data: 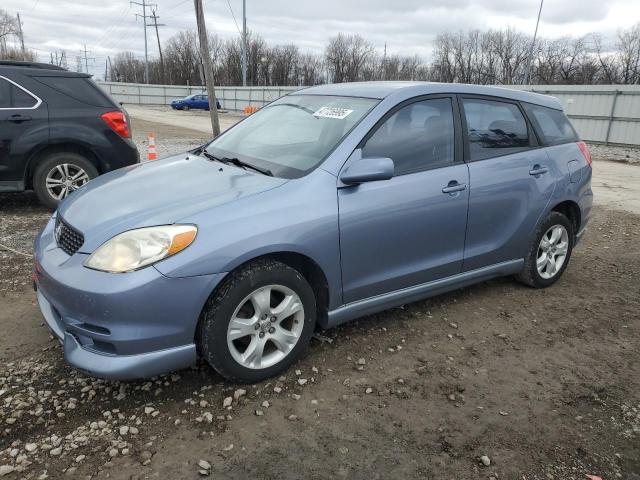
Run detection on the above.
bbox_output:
[7,114,32,123]
[529,165,548,176]
[442,181,467,194]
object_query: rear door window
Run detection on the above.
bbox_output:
[523,103,578,145]
[0,77,39,108]
[362,97,456,174]
[461,98,531,161]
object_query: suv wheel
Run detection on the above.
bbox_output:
[33,152,98,209]
[516,211,574,288]
[198,259,316,383]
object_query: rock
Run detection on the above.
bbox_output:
[261,401,270,408]
[297,379,308,386]
[273,386,282,394]
[499,411,509,416]
[198,470,210,476]
[50,447,62,456]
[338,446,349,454]
[223,444,234,451]
[119,426,129,435]
[480,455,491,466]
[223,397,233,408]
[109,448,118,458]
[233,389,246,400]
[255,410,264,416]
[357,358,366,365]
[288,415,298,421]
[448,394,456,401]
[197,460,211,470]
[144,407,155,415]
[141,451,153,460]
[449,323,458,329]
[291,394,301,400]
[75,455,86,463]
[25,443,38,452]
[0,466,15,477]
[365,387,373,394]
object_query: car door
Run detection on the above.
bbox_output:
[0,74,48,191]
[338,96,470,304]
[459,96,555,271]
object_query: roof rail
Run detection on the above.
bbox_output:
[0,61,67,71]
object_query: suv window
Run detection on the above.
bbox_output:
[523,103,578,145]
[33,76,113,107]
[462,98,530,161]
[363,97,455,174]
[0,77,38,108]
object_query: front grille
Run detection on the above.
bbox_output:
[55,217,84,256]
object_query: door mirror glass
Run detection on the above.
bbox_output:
[340,157,394,185]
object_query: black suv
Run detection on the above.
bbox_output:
[0,61,139,208]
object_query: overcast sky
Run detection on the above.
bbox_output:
[3,0,639,78]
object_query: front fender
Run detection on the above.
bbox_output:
[153,168,343,308]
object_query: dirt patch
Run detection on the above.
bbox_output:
[0,119,639,479]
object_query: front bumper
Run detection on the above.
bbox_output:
[34,216,226,380]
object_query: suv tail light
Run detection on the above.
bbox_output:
[577,141,592,168]
[101,111,130,138]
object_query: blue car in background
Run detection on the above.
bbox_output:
[170,93,221,111]
[34,82,592,383]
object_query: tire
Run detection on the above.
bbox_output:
[197,259,317,383]
[183,105,190,111]
[516,211,574,288]
[33,152,99,209]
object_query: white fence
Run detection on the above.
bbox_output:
[97,81,640,147]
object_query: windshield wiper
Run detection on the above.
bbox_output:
[202,150,273,176]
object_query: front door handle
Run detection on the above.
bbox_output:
[7,114,32,123]
[529,164,548,176]
[442,181,467,194]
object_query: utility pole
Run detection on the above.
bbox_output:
[16,13,25,55]
[131,0,156,84]
[242,0,247,86]
[82,45,94,75]
[524,0,544,85]
[105,58,108,81]
[150,9,166,84]
[193,0,220,136]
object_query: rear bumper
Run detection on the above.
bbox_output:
[34,216,225,380]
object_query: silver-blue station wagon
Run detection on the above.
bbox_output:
[34,82,593,383]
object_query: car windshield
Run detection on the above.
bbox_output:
[205,94,379,178]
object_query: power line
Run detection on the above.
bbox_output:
[225,0,242,35]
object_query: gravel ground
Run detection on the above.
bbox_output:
[0,118,639,479]
[589,143,640,165]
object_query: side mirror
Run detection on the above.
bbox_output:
[340,157,394,185]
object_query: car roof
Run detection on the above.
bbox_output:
[0,61,91,78]
[293,81,562,110]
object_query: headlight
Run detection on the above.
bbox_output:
[84,225,197,273]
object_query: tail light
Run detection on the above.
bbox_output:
[576,141,592,168]
[101,111,130,138]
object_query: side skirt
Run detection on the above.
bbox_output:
[326,259,524,328]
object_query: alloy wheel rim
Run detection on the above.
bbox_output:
[536,224,569,279]
[226,284,305,369]
[45,163,90,200]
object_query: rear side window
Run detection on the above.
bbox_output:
[0,77,38,108]
[363,97,455,174]
[462,98,530,161]
[523,103,578,145]
[33,76,114,107]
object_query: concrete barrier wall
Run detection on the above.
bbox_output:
[97,81,640,146]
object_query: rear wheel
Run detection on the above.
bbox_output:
[33,152,98,209]
[516,211,574,288]
[183,105,190,111]
[197,259,316,383]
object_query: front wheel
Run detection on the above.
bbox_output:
[198,259,317,383]
[516,211,574,288]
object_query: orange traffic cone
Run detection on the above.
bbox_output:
[147,132,157,161]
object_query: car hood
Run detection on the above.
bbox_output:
[57,152,287,253]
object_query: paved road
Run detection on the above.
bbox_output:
[125,104,244,135]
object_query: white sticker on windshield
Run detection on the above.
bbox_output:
[313,106,354,119]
